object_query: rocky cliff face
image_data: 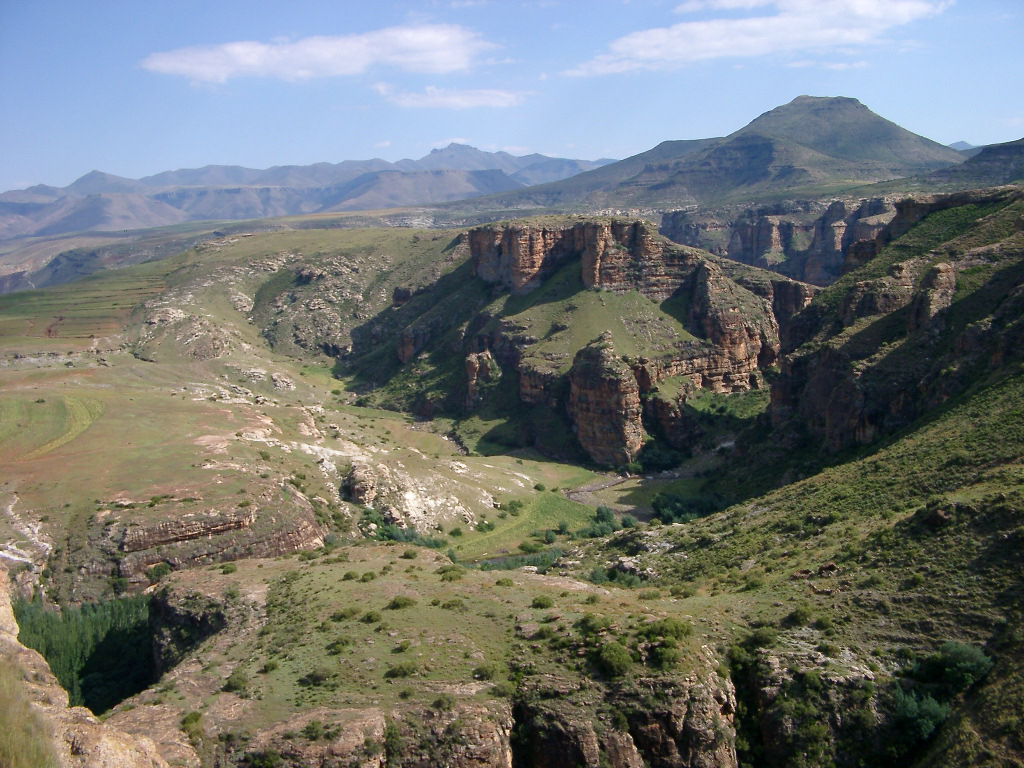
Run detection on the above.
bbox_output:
[513,670,738,768]
[116,502,325,581]
[660,198,895,286]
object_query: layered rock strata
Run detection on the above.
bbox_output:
[770,188,1024,452]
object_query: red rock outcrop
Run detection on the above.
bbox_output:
[117,505,325,579]
[464,219,817,463]
[469,224,579,294]
[567,335,646,466]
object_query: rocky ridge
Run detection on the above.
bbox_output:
[769,187,1024,452]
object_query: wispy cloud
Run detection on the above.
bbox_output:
[373,83,526,109]
[568,0,951,75]
[142,24,494,84]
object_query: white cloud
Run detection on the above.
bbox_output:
[142,24,494,83]
[674,0,773,12]
[787,58,869,70]
[569,0,952,75]
[373,83,526,109]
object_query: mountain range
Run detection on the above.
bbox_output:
[4,96,1013,243]
[0,145,615,239]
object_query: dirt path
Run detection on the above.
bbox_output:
[564,453,721,513]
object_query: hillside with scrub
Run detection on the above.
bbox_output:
[0,183,1022,767]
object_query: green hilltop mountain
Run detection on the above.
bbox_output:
[476,96,966,210]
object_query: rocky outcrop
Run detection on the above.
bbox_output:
[469,224,579,294]
[0,566,171,768]
[465,349,498,409]
[471,220,708,300]
[464,219,816,463]
[568,336,646,466]
[121,511,256,553]
[907,262,957,333]
[513,671,738,768]
[345,458,494,533]
[117,504,325,579]
[841,187,1023,275]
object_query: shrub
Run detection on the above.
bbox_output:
[146,562,172,583]
[494,578,514,587]
[301,720,325,741]
[637,617,693,641]
[432,693,456,710]
[222,668,248,694]
[360,611,381,624]
[386,596,417,610]
[472,664,496,681]
[785,604,814,627]
[384,661,417,679]
[490,681,516,698]
[651,643,683,668]
[326,636,352,654]
[531,596,554,610]
[597,641,633,677]
[400,549,418,560]
[914,641,993,697]
[577,613,613,636]
[437,565,466,581]
[298,668,333,687]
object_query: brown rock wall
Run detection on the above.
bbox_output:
[568,337,646,466]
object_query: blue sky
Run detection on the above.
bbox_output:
[2,0,1022,191]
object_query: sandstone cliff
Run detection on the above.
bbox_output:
[568,335,647,466]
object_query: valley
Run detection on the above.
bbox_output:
[1,95,1023,768]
